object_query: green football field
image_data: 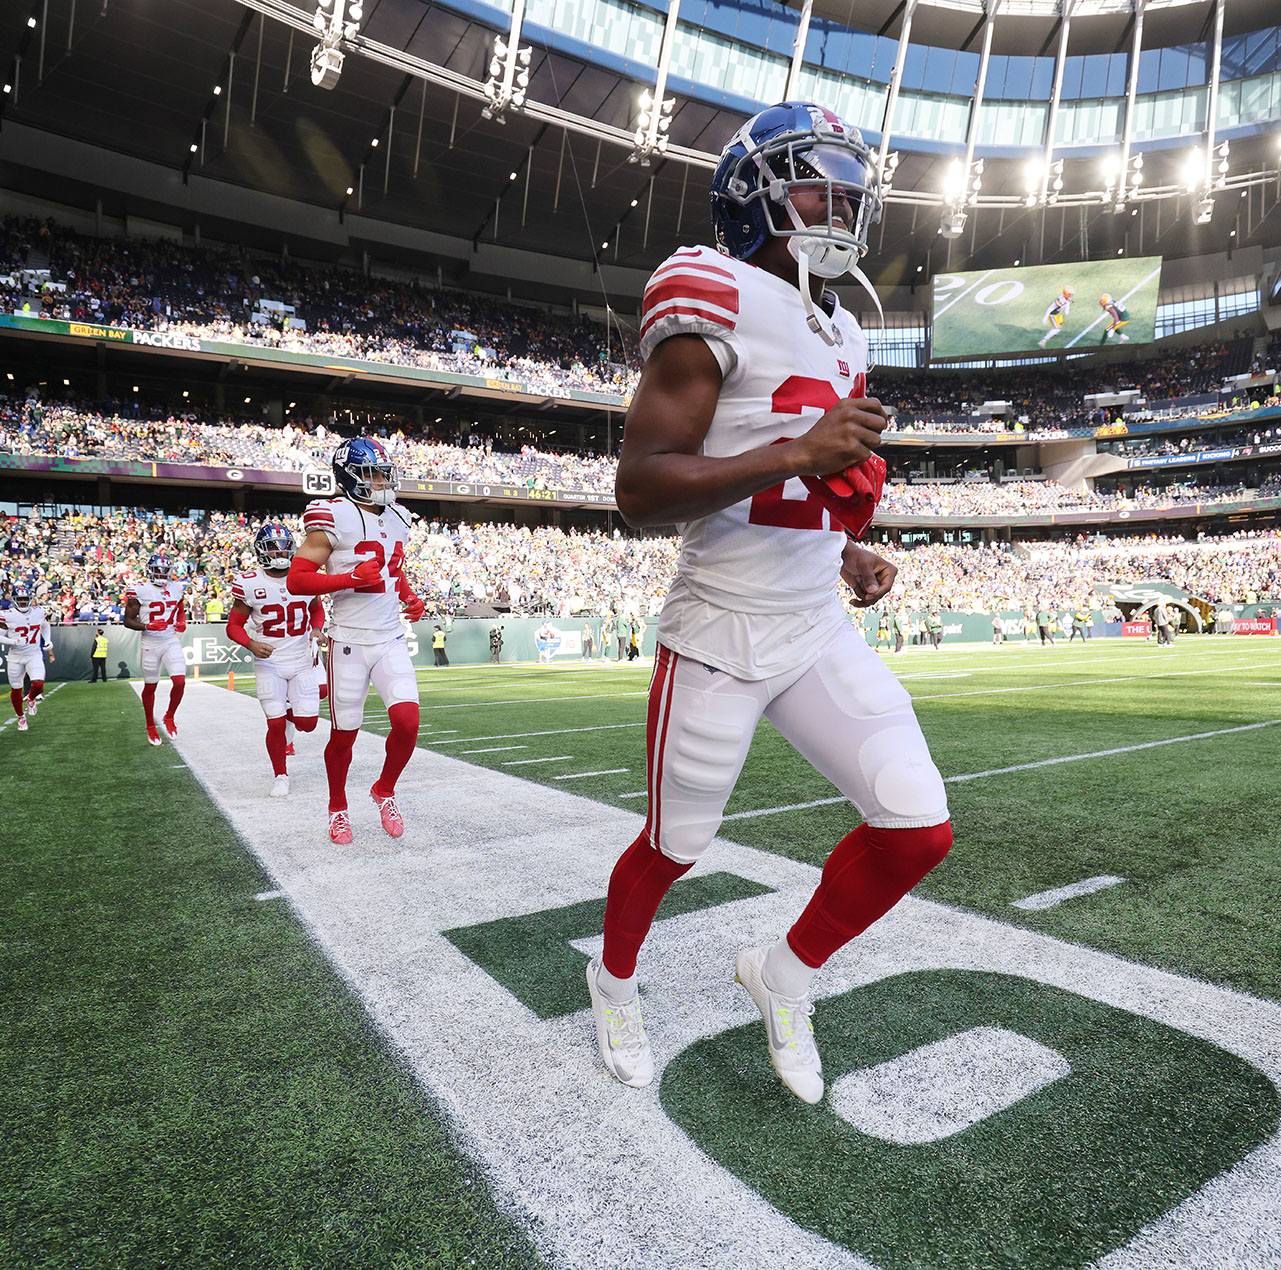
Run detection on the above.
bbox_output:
[5,636,1281,1268]
[931,256,1163,359]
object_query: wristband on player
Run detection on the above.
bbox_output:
[287,556,377,595]
[226,609,252,648]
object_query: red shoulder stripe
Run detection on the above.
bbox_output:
[642,279,739,327]
[640,305,736,340]
[649,258,737,285]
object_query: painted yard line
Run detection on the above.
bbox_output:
[1012,875,1126,911]
[912,659,1277,702]
[1065,263,1164,347]
[502,755,575,766]
[433,722,643,745]
[933,267,994,319]
[254,890,284,902]
[423,691,647,711]
[721,718,1281,821]
[618,791,648,798]
[462,745,530,755]
[553,768,629,780]
[946,718,1281,782]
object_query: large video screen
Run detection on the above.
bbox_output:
[931,256,1163,359]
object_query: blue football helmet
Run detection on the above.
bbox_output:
[11,586,31,612]
[332,437,398,507]
[146,554,172,583]
[710,101,882,276]
[253,523,296,570]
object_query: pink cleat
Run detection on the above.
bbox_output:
[370,785,405,838]
[163,714,178,739]
[146,724,163,746]
[328,810,353,845]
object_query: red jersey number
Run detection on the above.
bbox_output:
[747,374,866,532]
[146,600,181,627]
[352,540,405,594]
[259,601,311,639]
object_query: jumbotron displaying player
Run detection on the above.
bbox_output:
[226,524,325,798]
[1037,284,1075,347]
[586,101,952,1104]
[1100,293,1130,342]
[289,438,425,844]
[0,588,54,732]
[123,555,187,745]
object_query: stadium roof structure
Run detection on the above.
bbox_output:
[0,0,1279,309]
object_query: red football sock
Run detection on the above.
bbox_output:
[9,689,23,719]
[324,727,359,812]
[374,702,419,798]
[166,675,185,717]
[141,683,157,727]
[787,821,953,969]
[28,679,44,700]
[265,715,289,776]
[601,831,695,979]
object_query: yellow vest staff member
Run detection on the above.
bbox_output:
[91,629,109,683]
[431,624,449,667]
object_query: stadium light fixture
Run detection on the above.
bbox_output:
[213,85,222,95]
[2,85,10,95]
[310,0,360,89]
[1194,197,1214,225]
[482,28,533,122]
[27,16,36,27]
[631,90,675,165]
[1182,148,1203,193]
[345,185,353,195]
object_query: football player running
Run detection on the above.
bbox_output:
[0,587,54,732]
[1037,284,1074,347]
[289,438,425,844]
[123,554,188,745]
[1100,293,1130,342]
[586,102,953,1104]
[226,524,326,798]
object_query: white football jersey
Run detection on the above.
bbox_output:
[639,244,870,679]
[230,569,318,671]
[125,580,186,643]
[302,497,411,644]
[0,606,50,658]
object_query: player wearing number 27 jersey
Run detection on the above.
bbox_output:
[289,437,425,845]
[586,102,952,1105]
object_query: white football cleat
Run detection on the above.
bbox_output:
[269,775,290,798]
[586,957,653,1089]
[16,715,28,732]
[735,945,824,1105]
[26,698,36,717]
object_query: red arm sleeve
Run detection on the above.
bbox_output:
[226,609,252,648]
[308,598,326,631]
[288,556,357,595]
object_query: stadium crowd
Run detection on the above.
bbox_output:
[3,507,1278,628]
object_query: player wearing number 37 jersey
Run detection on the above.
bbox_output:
[586,102,953,1104]
[226,524,326,799]
[289,437,425,844]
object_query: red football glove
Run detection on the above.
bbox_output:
[401,591,425,623]
[799,452,887,539]
[146,620,168,631]
[175,613,187,634]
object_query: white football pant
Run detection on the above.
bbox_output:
[326,634,419,730]
[141,638,186,683]
[255,658,321,721]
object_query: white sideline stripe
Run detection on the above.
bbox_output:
[171,763,188,768]
[933,268,994,319]
[254,890,284,902]
[618,791,647,798]
[462,745,529,755]
[423,690,646,711]
[162,680,1281,1270]
[721,718,1281,820]
[502,755,574,766]
[554,768,628,780]
[1065,264,1163,347]
[1012,875,1126,911]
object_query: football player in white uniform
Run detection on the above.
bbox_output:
[226,523,326,798]
[586,102,952,1103]
[1037,284,1074,347]
[288,437,425,844]
[1,587,54,732]
[124,554,188,746]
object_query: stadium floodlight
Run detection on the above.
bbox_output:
[941,160,965,202]
[1182,147,1203,194]
[939,208,967,238]
[1194,197,1214,225]
[880,151,900,196]
[310,0,359,89]
[482,30,533,122]
[630,91,674,165]
[1214,141,1230,189]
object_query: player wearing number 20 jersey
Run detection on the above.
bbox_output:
[289,437,425,845]
[588,102,952,1106]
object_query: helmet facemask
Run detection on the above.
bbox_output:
[12,589,31,612]
[254,526,296,571]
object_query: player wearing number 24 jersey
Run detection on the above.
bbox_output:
[586,101,952,1105]
[226,524,326,799]
[289,437,426,845]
